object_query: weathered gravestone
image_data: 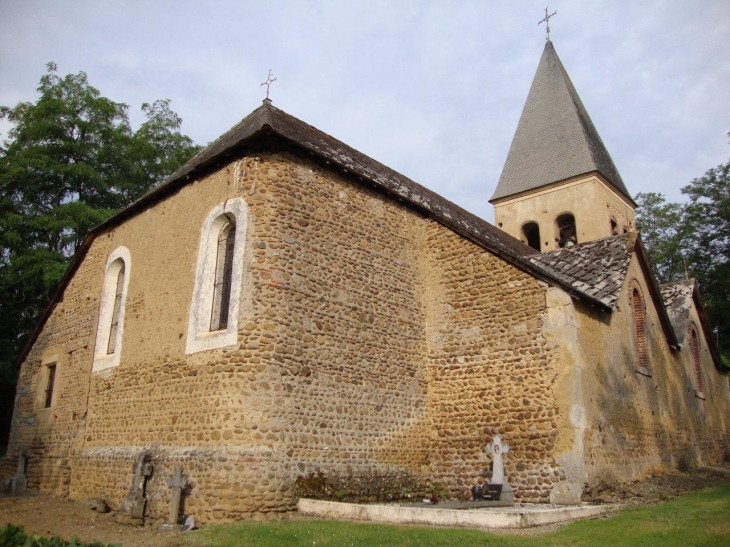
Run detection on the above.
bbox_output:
[114,451,153,526]
[9,449,28,495]
[165,466,187,527]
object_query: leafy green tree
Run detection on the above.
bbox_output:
[682,152,730,361]
[634,191,689,283]
[0,63,201,446]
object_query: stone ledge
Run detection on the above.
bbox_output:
[297,498,619,529]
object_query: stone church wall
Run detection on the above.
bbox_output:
[576,257,730,487]
[7,146,577,517]
[421,226,566,502]
[7,149,436,522]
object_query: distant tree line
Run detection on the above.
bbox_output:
[635,138,730,368]
[0,63,202,447]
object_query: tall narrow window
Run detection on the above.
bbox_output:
[107,263,126,354]
[93,247,131,372]
[689,326,705,398]
[44,364,57,408]
[187,198,248,355]
[521,222,541,251]
[210,220,236,331]
[556,214,577,248]
[632,286,650,376]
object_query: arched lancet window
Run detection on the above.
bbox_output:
[210,219,236,331]
[187,198,248,355]
[107,263,126,354]
[631,285,651,376]
[689,326,705,398]
[93,246,131,372]
[556,213,577,248]
[521,222,541,252]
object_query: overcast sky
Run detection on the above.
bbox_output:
[1,0,728,222]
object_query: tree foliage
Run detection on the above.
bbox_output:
[682,154,730,361]
[635,138,730,363]
[634,191,688,283]
[0,63,201,445]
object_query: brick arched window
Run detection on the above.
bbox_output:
[631,285,651,376]
[689,325,706,399]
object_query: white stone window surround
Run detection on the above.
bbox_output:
[186,198,248,355]
[92,246,131,372]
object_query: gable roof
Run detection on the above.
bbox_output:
[134,100,536,263]
[13,101,651,366]
[659,279,695,346]
[529,233,679,348]
[528,233,636,310]
[491,41,633,204]
[659,278,722,367]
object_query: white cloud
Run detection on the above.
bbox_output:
[1,0,728,216]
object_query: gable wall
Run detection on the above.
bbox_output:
[7,150,434,521]
[574,257,730,487]
[6,146,578,517]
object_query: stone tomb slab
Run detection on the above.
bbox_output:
[297,498,619,529]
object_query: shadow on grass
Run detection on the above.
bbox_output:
[183,485,730,547]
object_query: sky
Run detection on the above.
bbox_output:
[1,0,728,223]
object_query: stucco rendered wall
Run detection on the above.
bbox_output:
[7,148,571,520]
[574,257,730,487]
[493,174,635,251]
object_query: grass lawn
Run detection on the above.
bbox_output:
[182,484,730,547]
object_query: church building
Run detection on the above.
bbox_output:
[4,41,729,522]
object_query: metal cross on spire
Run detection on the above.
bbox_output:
[538,7,557,41]
[261,69,277,101]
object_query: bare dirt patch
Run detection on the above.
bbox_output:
[1,464,729,546]
[582,463,730,506]
[0,494,182,547]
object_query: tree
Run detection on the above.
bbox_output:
[634,191,689,284]
[0,63,201,447]
[682,152,730,361]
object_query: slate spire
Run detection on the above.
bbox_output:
[491,41,632,203]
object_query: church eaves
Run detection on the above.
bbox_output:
[491,41,633,204]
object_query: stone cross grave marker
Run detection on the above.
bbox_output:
[485,434,509,484]
[166,466,187,525]
[485,434,514,503]
[10,449,28,494]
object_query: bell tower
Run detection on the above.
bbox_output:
[490,41,636,252]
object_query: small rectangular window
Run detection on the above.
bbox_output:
[45,364,57,408]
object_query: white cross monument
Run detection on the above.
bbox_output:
[485,434,514,503]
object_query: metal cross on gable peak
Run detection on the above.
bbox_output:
[261,69,277,101]
[539,7,557,41]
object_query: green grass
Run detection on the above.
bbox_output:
[182,485,730,547]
